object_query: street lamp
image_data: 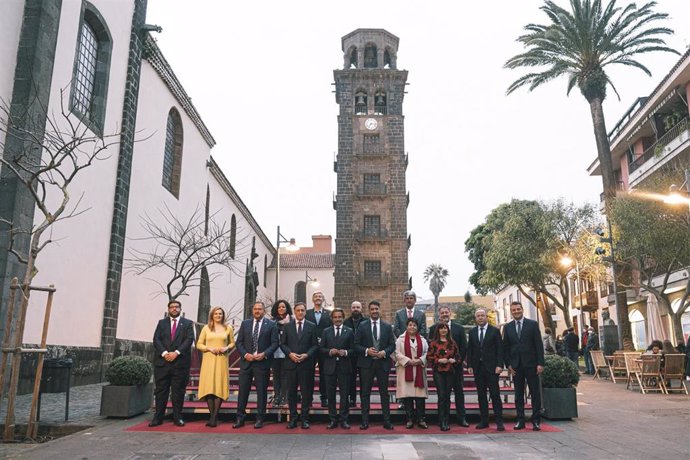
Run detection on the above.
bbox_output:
[275,225,298,302]
[664,169,690,210]
[305,270,319,302]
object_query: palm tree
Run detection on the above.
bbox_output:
[505,0,676,207]
[505,0,677,343]
[423,263,449,322]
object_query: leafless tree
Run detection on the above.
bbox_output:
[126,205,249,301]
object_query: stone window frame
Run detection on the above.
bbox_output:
[69,1,112,136]
[294,281,306,304]
[363,215,381,236]
[162,108,184,198]
[364,43,378,68]
[364,260,382,279]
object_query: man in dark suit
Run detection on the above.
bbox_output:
[503,301,545,431]
[343,300,366,407]
[466,307,504,431]
[354,300,396,430]
[233,301,279,429]
[564,327,579,365]
[150,300,195,427]
[429,305,469,427]
[320,308,354,429]
[305,291,332,407]
[393,290,428,338]
[281,302,319,429]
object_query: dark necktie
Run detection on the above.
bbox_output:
[171,318,177,340]
[336,326,341,339]
[252,320,260,353]
[479,327,484,346]
[373,321,378,341]
[517,321,522,339]
[298,321,303,336]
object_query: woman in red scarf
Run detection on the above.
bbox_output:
[394,318,429,428]
[427,322,459,431]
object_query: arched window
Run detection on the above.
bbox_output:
[629,309,647,351]
[374,90,387,115]
[204,185,210,236]
[162,108,183,197]
[364,43,377,68]
[70,3,112,134]
[349,46,358,68]
[294,281,306,304]
[355,90,367,115]
[263,254,268,287]
[229,214,237,258]
[384,48,395,69]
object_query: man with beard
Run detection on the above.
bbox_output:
[344,300,366,407]
[305,291,332,407]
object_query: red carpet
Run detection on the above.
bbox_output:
[126,419,561,435]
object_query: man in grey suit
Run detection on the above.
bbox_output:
[393,290,428,338]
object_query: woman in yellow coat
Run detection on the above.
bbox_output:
[196,306,235,427]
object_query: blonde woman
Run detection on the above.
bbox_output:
[196,307,235,427]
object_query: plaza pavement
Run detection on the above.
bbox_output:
[0,376,689,459]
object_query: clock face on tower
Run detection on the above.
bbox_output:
[364,118,378,130]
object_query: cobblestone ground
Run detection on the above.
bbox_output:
[0,378,689,459]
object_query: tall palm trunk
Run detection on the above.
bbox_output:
[588,96,632,342]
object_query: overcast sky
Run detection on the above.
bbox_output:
[146,0,690,300]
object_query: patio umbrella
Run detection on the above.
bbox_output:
[646,294,667,343]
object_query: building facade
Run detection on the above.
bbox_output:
[0,0,273,388]
[333,29,410,319]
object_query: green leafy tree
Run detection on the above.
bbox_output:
[423,263,449,323]
[611,176,690,344]
[465,199,603,330]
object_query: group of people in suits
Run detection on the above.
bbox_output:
[148,294,544,433]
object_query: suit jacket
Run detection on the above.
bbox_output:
[305,308,332,340]
[466,324,503,374]
[320,325,355,375]
[236,317,279,370]
[429,321,467,363]
[585,333,599,351]
[354,319,396,371]
[343,315,366,333]
[280,319,319,369]
[502,318,545,369]
[153,316,195,369]
[393,307,428,338]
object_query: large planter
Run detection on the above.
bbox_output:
[100,382,153,418]
[542,386,578,420]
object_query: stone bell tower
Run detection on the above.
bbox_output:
[333,29,410,320]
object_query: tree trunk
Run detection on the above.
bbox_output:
[433,294,439,323]
[672,311,685,346]
[588,96,632,343]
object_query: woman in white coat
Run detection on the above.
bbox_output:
[394,318,429,428]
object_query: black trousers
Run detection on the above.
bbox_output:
[325,362,351,422]
[349,360,361,402]
[153,364,189,421]
[402,397,426,421]
[474,369,503,424]
[433,371,453,424]
[285,362,314,419]
[451,365,466,418]
[514,366,542,423]
[359,360,391,422]
[271,358,286,401]
[237,364,269,419]
[314,354,326,402]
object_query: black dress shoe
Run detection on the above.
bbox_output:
[440,424,450,431]
[148,419,162,427]
[475,422,489,429]
[287,420,298,429]
[359,422,369,430]
[340,421,351,429]
[532,422,541,431]
[173,419,185,427]
[232,419,245,429]
[406,420,414,429]
[496,422,506,432]
[458,417,470,428]
[418,420,428,429]
[514,421,526,430]
[254,420,264,429]
[327,421,338,429]
[383,422,394,430]
[301,421,310,429]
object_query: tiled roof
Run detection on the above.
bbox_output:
[269,253,334,269]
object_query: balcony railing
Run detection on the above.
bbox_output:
[357,273,390,286]
[629,117,689,173]
[357,183,387,196]
[573,290,599,311]
[374,105,387,115]
[355,229,388,240]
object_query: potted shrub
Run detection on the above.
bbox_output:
[100,356,153,418]
[541,354,579,420]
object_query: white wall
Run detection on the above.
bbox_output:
[271,267,335,310]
